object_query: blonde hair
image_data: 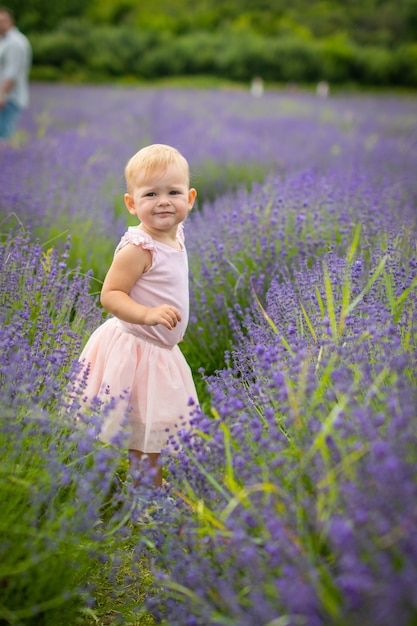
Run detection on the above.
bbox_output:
[125,144,190,193]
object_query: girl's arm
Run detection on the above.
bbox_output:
[100,244,181,330]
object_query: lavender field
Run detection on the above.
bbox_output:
[1,83,417,626]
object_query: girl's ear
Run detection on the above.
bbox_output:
[124,193,136,215]
[188,188,197,210]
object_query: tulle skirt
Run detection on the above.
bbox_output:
[78,318,198,453]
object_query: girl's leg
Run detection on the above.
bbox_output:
[128,449,162,487]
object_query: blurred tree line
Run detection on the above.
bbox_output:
[7,0,417,86]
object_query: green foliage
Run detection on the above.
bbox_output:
[14,0,417,45]
[319,34,358,83]
[28,20,417,86]
[392,43,417,86]
[162,32,221,76]
[271,37,322,82]
[29,30,87,69]
[86,23,166,78]
[11,0,417,85]
[214,33,320,82]
[6,0,91,32]
[355,46,395,85]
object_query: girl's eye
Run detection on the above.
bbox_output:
[145,192,156,197]
[170,190,180,195]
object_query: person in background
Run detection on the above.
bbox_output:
[77,144,199,488]
[0,7,32,146]
[250,76,264,98]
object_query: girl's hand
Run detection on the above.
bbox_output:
[143,305,182,330]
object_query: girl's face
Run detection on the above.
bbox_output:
[124,163,196,237]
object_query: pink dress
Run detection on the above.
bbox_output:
[78,224,198,453]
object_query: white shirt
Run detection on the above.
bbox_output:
[0,26,32,108]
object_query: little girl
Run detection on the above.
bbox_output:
[78,144,198,487]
